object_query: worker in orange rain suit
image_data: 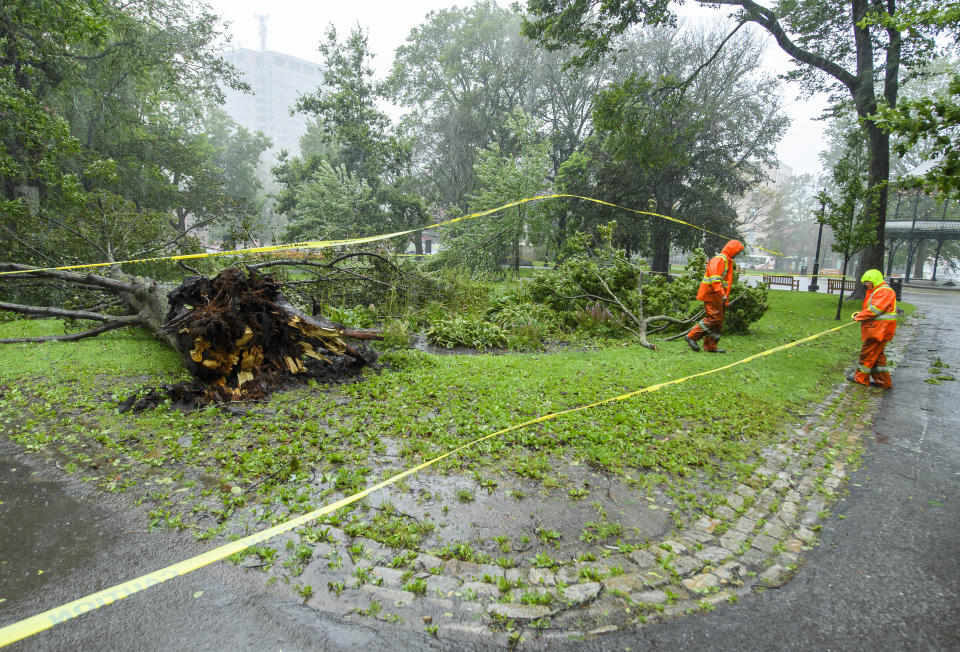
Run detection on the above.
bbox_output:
[847,269,898,388]
[684,239,745,354]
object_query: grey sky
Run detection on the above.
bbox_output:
[205,0,829,177]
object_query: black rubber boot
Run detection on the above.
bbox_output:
[706,349,726,354]
[684,336,700,352]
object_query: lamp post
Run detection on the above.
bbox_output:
[809,193,826,292]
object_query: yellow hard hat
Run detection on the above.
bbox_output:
[860,269,884,285]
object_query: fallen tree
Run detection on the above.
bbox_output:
[0,257,402,405]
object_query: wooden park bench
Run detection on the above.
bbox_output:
[762,275,800,291]
[826,278,857,294]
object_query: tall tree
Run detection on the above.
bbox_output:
[388,1,540,210]
[1,0,246,272]
[590,26,787,271]
[869,8,960,198]
[874,68,960,199]
[277,26,427,250]
[817,129,878,317]
[444,112,552,275]
[523,0,955,283]
[528,47,609,176]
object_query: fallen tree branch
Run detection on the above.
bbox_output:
[657,290,749,341]
[0,300,133,323]
[178,260,202,275]
[647,310,702,334]
[590,269,657,350]
[0,317,143,343]
[0,263,140,294]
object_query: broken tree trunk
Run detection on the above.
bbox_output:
[0,263,176,347]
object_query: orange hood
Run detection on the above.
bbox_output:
[722,240,744,258]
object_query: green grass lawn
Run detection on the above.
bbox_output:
[0,291,913,559]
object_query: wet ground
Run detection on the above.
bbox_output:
[572,282,960,650]
[2,282,958,649]
[0,439,446,651]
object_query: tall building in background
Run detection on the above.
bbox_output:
[221,46,321,157]
[736,160,794,242]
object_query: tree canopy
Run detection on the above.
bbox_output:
[276,26,427,250]
[522,0,957,281]
[1,0,268,275]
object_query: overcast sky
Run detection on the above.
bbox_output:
[205,0,830,178]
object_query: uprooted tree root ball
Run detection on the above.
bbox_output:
[121,267,381,410]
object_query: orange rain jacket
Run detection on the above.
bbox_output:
[696,240,745,302]
[853,281,897,342]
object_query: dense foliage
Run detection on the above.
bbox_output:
[529,223,642,328]
[276,27,427,251]
[528,223,769,338]
[0,0,270,279]
[522,0,959,281]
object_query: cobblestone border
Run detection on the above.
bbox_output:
[270,378,879,646]
[274,334,908,646]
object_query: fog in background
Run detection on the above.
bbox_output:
[206,0,830,177]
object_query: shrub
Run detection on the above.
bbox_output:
[640,247,769,334]
[422,265,494,309]
[529,224,640,318]
[380,319,411,348]
[324,305,375,328]
[425,316,507,350]
[639,249,705,320]
[724,282,769,334]
[489,302,560,333]
[483,286,561,349]
[411,301,451,331]
[571,302,624,335]
[506,318,551,350]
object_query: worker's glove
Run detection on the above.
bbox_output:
[723,294,730,307]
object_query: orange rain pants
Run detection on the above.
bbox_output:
[853,339,893,388]
[686,300,724,352]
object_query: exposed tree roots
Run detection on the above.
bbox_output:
[138,267,380,408]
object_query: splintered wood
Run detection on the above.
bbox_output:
[161,267,377,403]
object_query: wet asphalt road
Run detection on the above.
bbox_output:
[0,443,447,651]
[1,285,958,651]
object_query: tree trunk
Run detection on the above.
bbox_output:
[556,208,568,254]
[853,119,890,288]
[123,277,178,349]
[0,264,176,346]
[912,240,926,278]
[716,0,902,300]
[650,199,673,274]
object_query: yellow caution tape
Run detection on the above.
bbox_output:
[0,194,780,277]
[0,318,857,647]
